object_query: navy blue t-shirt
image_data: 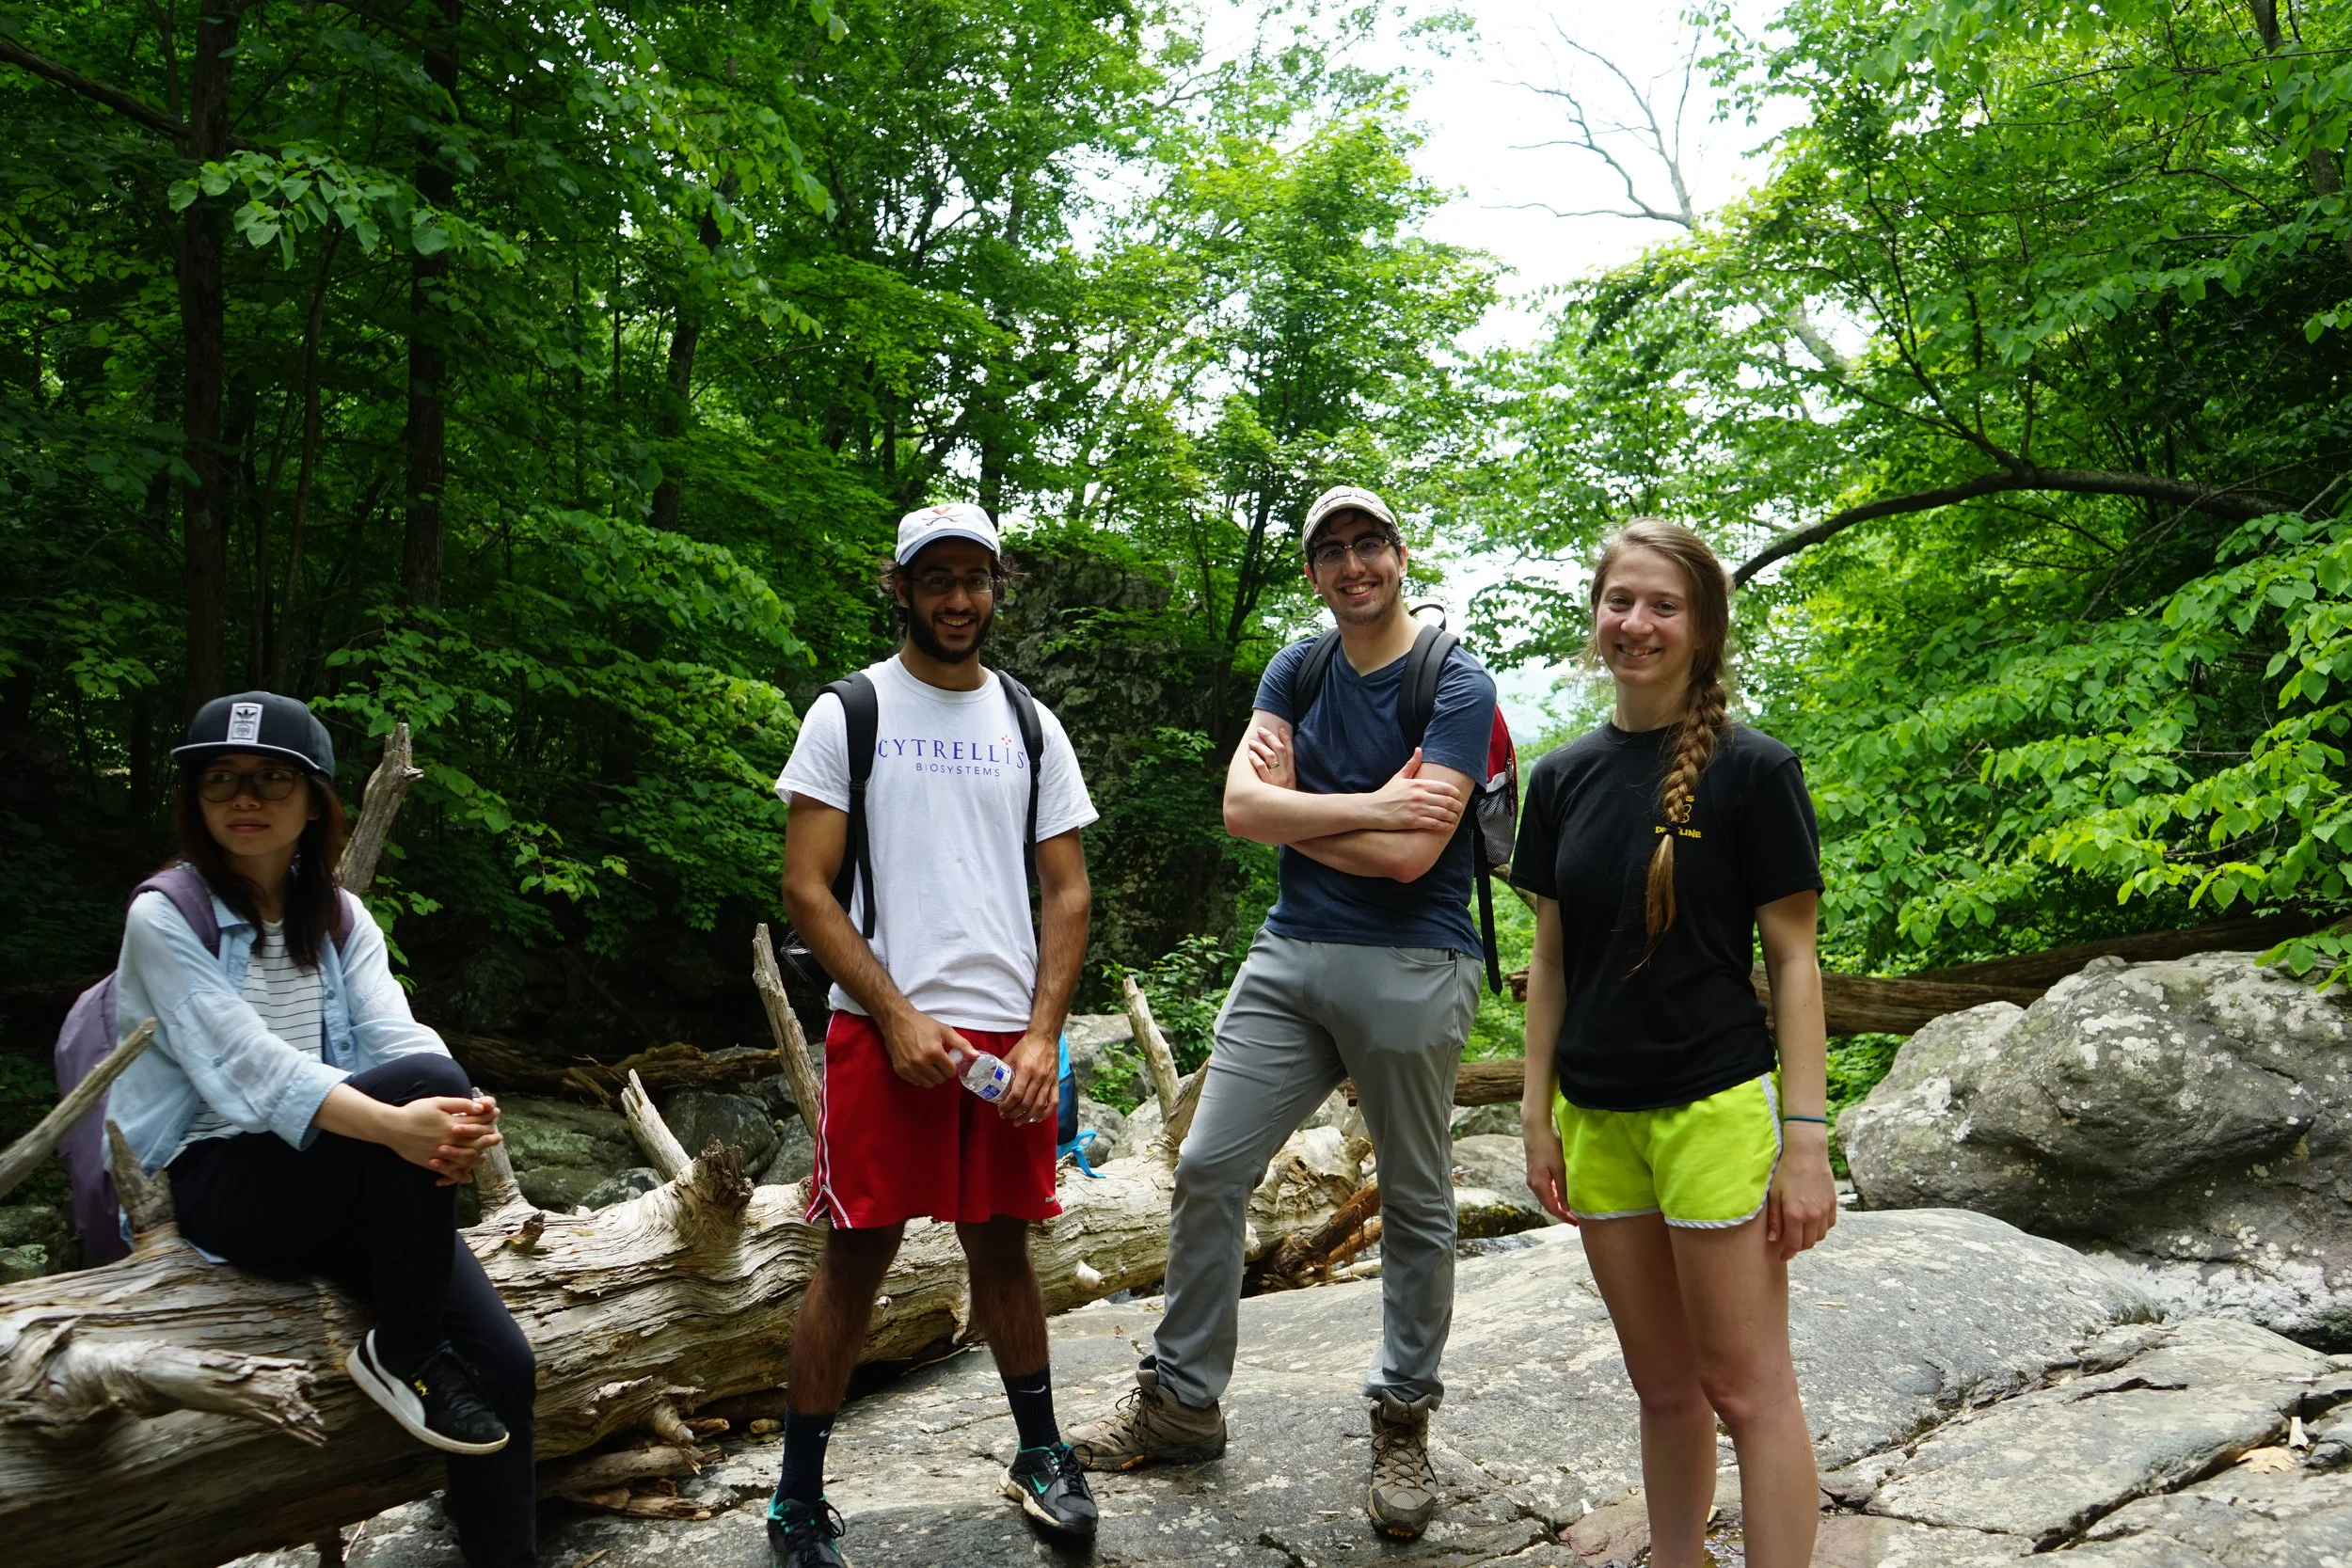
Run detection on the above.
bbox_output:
[1253,635,1498,956]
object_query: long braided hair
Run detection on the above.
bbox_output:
[1587,520,1734,966]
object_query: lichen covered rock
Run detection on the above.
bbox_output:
[1843,953,2352,1341]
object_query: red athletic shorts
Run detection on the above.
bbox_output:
[804,1011,1062,1229]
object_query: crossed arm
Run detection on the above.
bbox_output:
[782,793,1088,1125]
[1220,709,1470,882]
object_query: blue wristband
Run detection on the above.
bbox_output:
[1781,1115,1828,1125]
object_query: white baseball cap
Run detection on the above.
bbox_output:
[1299,484,1399,553]
[895,501,1000,565]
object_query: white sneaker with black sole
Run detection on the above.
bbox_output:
[346,1330,511,1455]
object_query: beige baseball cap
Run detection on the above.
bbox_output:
[895,501,1000,564]
[1299,484,1399,553]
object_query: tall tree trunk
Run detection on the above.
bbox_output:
[270,229,342,686]
[176,0,235,714]
[647,202,723,532]
[401,0,461,606]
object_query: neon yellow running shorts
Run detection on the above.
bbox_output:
[1552,1073,1783,1228]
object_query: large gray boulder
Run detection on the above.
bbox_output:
[1071,1093,1127,1165]
[0,1201,73,1281]
[1842,952,2352,1341]
[1451,1132,1561,1237]
[493,1095,642,1213]
[757,1117,815,1186]
[1064,1012,1132,1093]
[660,1090,779,1174]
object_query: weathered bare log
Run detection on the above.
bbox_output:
[1248,1178,1381,1293]
[1915,911,2328,988]
[104,1118,175,1243]
[444,1032,790,1105]
[1497,964,2042,1036]
[336,722,421,898]
[0,1019,153,1203]
[751,924,825,1140]
[620,1068,693,1181]
[0,1106,1362,1568]
[1121,974,1183,1121]
[1753,965,2046,1036]
[1164,1065,1206,1151]
[537,1440,708,1499]
[469,1098,526,1217]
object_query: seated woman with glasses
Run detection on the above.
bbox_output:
[105,690,539,1568]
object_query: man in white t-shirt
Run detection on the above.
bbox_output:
[762,502,1100,1566]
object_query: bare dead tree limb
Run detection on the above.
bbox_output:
[751,924,825,1141]
[337,722,421,896]
[1120,974,1184,1126]
[0,1021,153,1202]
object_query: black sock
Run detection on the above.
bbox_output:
[777,1408,836,1505]
[1002,1366,1060,1451]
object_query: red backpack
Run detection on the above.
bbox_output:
[1289,617,1519,991]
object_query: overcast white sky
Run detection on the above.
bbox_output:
[1209,0,1793,731]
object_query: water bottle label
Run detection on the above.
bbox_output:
[975,1057,1011,1101]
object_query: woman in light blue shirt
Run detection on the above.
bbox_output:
[110,691,537,1568]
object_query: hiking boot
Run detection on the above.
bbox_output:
[346,1331,510,1455]
[1367,1389,1438,1539]
[1066,1360,1227,1471]
[766,1496,850,1567]
[1001,1441,1099,1541]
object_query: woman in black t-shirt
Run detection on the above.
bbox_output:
[1513,521,1836,1568]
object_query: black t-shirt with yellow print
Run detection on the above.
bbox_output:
[1511,721,1823,1112]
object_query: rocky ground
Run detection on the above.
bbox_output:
[227,1208,2352,1568]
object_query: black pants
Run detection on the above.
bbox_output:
[170,1054,537,1568]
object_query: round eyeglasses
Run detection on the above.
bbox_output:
[197,767,305,803]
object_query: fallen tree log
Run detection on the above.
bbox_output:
[1461,916,2333,1109]
[438,1033,783,1103]
[1914,911,2327,988]
[0,1100,1366,1568]
[1754,965,2045,1036]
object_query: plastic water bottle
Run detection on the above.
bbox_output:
[955,1048,1012,1102]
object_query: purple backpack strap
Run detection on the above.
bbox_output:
[136,863,223,956]
[55,867,220,1265]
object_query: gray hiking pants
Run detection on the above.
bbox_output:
[1152,929,1481,1410]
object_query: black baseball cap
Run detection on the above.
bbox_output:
[172,691,336,778]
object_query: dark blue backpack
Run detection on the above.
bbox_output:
[54,866,353,1263]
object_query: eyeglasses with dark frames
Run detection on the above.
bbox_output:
[1309,535,1397,571]
[910,570,1001,598]
[197,767,305,803]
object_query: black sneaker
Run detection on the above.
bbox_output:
[1002,1442,1099,1542]
[767,1496,850,1567]
[345,1331,510,1455]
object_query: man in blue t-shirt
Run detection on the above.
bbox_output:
[1070,484,1493,1542]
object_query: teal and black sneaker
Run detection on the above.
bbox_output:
[766,1496,849,1567]
[1001,1441,1099,1542]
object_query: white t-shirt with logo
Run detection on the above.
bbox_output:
[775,657,1098,1032]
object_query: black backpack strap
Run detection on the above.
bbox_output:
[1398,624,1457,752]
[1396,626,1502,991]
[998,672,1046,889]
[1476,867,1502,994]
[1288,630,1344,726]
[825,673,881,938]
